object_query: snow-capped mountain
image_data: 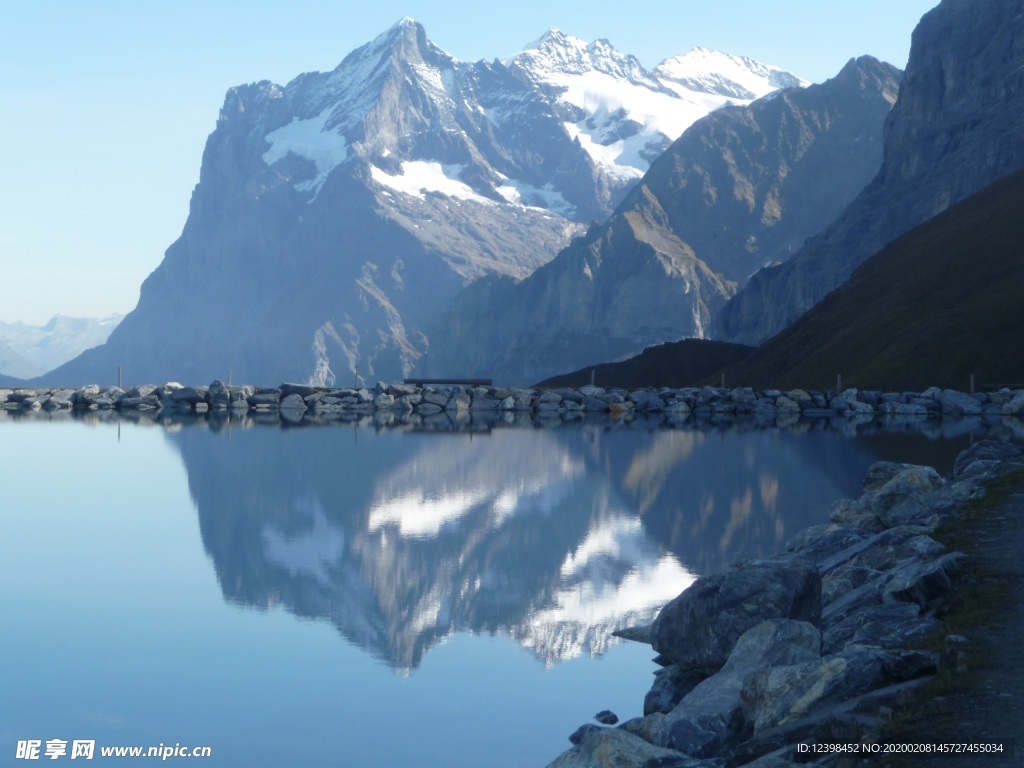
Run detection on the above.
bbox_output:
[0,314,123,379]
[42,19,802,386]
[506,31,806,186]
[425,57,900,385]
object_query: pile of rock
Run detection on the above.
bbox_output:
[2,381,1023,421]
[547,440,1024,768]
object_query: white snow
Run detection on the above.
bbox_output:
[262,105,349,198]
[534,554,695,628]
[495,177,576,216]
[370,161,493,204]
[368,488,491,539]
[655,47,809,100]
[507,33,806,181]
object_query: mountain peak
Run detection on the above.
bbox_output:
[507,28,646,86]
[365,16,434,57]
[654,47,806,100]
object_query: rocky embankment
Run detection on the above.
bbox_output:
[2,382,1024,425]
[546,439,1024,768]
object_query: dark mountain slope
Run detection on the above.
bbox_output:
[717,0,1024,345]
[535,339,753,389]
[719,166,1024,390]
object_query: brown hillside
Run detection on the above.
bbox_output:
[535,339,753,390]
[721,167,1024,391]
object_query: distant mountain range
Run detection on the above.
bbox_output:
[0,315,122,379]
[34,20,802,387]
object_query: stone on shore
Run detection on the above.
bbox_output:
[656,620,821,757]
[651,563,820,674]
[546,728,704,768]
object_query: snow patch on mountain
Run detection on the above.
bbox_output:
[371,161,491,203]
[506,30,806,182]
[655,46,808,100]
[263,106,350,197]
[495,176,576,216]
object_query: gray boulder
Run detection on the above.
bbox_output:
[952,439,1024,478]
[883,552,963,609]
[867,466,944,528]
[651,563,820,673]
[546,728,694,768]
[657,620,821,757]
[821,602,930,655]
[941,389,983,415]
[644,667,705,716]
[280,393,308,411]
[741,650,886,733]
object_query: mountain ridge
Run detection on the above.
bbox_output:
[37,20,802,387]
[423,55,900,385]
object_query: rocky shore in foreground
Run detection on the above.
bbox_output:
[2,381,1024,425]
[546,440,1024,768]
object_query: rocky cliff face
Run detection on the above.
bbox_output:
[424,57,900,385]
[717,0,1024,345]
[41,20,800,387]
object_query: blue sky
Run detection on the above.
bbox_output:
[1,0,939,325]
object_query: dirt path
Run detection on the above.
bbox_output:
[891,480,1024,767]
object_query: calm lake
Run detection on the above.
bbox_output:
[2,412,1020,767]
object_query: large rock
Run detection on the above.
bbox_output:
[741,650,886,733]
[545,728,699,768]
[657,620,821,757]
[952,439,1024,478]
[867,466,944,528]
[941,389,983,415]
[651,563,820,673]
[883,552,963,609]
[645,667,705,716]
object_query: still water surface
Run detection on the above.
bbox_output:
[1,415,1017,766]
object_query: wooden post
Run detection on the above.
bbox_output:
[970,374,975,394]
[118,366,122,389]
[590,369,595,387]
[720,372,726,389]
[228,369,232,386]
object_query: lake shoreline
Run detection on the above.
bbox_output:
[2,381,1023,426]
[544,439,1024,768]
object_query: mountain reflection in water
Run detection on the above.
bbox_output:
[166,418,1013,671]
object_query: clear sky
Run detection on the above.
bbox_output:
[1,0,939,325]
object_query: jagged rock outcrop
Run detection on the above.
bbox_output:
[424,57,900,385]
[717,0,1024,344]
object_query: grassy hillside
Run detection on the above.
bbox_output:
[720,167,1024,391]
[534,338,753,389]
